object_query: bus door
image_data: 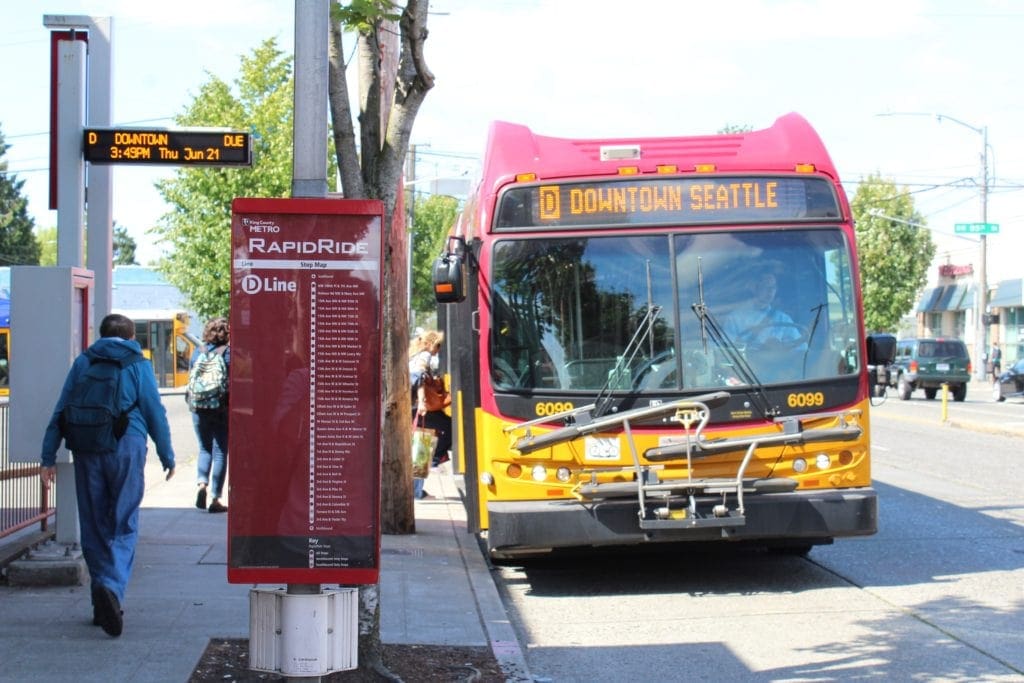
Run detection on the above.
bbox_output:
[141,319,175,388]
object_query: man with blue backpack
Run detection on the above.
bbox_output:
[40,313,176,637]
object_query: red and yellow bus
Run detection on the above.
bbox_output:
[0,304,198,396]
[114,309,200,389]
[433,113,894,559]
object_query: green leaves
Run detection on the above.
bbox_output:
[151,39,336,320]
[0,124,40,266]
[851,175,936,332]
[409,194,459,319]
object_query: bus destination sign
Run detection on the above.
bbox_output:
[495,176,841,229]
[83,127,252,166]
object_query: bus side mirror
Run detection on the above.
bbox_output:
[433,251,466,303]
[866,333,897,396]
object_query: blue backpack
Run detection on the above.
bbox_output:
[59,350,145,453]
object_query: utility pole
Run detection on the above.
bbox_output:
[876,112,991,380]
[978,124,989,381]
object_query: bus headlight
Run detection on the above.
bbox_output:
[555,467,572,483]
[792,458,808,473]
[480,472,495,486]
[815,454,831,470]
[531,465,547,482]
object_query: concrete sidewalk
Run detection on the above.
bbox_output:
[0,392,531,682]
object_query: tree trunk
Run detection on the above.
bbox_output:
[325,2,436,676]
[379,201,416,534]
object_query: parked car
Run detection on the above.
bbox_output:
[992,358,1024,402]
[888,337,971,401]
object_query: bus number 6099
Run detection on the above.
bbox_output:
[535,401,575,417]
[787,392,825,408]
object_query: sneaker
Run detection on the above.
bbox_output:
[94,586,123,637]
[208,500,228,513]
[417,492,435,500]
[195,486,207,510]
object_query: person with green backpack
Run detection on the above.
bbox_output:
[186,317,230,513]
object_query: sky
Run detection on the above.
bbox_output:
[3,0,1023,284]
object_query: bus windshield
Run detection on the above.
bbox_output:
[490,228,859,392]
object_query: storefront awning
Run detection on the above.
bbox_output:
[989,279,1023,308]
[939,283,968,311]
[918,284,971,313]
[917,286,943,313]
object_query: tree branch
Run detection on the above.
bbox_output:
[328,17,364,197]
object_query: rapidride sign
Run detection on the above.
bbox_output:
[227,197,384,585]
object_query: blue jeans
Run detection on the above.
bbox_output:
[73,434,147,602]
[192,409,228,498]
[413,477,426,499]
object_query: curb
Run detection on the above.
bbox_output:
[873,405,1024,439]
[437,470,534,682]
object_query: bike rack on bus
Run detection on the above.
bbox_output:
[504,394,864,534]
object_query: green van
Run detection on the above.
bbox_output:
[890,338,971,401]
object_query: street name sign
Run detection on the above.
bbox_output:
[954,222,999,234]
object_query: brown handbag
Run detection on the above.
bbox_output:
[422,374,450,412]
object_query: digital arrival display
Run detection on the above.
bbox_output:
[83,127,252,166]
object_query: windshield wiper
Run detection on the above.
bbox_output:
[591,305,662,419]
[691,259,778,418]
[802,302,826,377]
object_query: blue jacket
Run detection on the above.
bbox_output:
[41,336,176,469]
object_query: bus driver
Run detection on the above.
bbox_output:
[724,271,802,349]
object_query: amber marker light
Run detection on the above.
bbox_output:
[795,163,816,173]
[694,163,716,173]
[515,172,537,182]
[617,166,639,175]
[506,463,523,478]
[656,164,678,174]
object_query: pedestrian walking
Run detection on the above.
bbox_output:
[40,313,176,637]
[187,317,230,513]
[991,342,1002,381]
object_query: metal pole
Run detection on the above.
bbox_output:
[976,126,988,381]
[84,17,114,326]
[292,0,329,199]
[53,35,87,546]
[287,4,328,679]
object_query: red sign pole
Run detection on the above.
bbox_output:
[228,197,384,585]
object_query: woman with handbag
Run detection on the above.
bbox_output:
[408,329,452,500]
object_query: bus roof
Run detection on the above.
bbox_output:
[113,309,190,323]
[479,112,840,198]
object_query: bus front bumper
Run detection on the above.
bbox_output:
[486,488,876,555]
